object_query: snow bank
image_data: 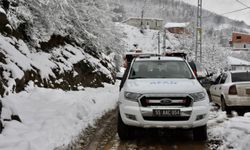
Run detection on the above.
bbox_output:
[221,115,250,150]
[0,82,119,150]
[209,110,250,150]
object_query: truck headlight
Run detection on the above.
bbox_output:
[189,92,206,102]
[124,92,142,102]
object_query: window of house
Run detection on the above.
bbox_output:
[232,66,236,70]
[244,44,246,48]
[236,36,241,40]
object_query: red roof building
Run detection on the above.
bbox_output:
[230,32,250,51]
[164,22,190,34]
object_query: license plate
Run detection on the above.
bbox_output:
[246,89,250,94]
[153,109,180,117]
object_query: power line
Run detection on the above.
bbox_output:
[235,0,249,8]
[201,0,250,18]
[202,6,250,18]
[221,7,249,15]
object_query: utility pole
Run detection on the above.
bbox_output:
[140,10,144,29]
[195,0,202,63]
[163,30,166,52]
[158,31,161,55]
[140,0,147,31]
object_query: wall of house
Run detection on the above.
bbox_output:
[231,65,250,71]
[233,43,250,49]
[124,18,163,30]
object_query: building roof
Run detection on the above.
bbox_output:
[122,17,163,23]
[231,32,250,43]
[229,70,250,73]
[164,22,189,28]
[227,56,250,66]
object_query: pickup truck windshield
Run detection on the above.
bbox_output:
[129,60,194,79]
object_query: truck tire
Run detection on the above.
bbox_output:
[237,110,245,116]
[0,121,2,134]
[117,111,135,140]
[221,97,231,115]
[193,125,207,141]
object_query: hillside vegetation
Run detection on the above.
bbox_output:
[0,0,123,97]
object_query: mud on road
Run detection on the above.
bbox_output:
[63,108,221,150]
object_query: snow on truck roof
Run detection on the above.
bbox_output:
[135,56,184,61]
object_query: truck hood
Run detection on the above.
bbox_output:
[124,79,203,94]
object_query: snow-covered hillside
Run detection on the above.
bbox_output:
[116,23,186,53]
[116,22,230,72]
[116,23,158,52]
[111,0,250,66]
[0,34,115,97]
[0,0,124,96]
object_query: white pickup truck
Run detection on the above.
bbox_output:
[117,56,210,141]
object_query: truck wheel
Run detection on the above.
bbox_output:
[0,121,2,134]
[193,125,207,141]
[117,111,135,140]
[221,98,231,115]
[237,110,245,116]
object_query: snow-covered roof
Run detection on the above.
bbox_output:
[122,17,163,23]
[136,56,184,61]
[227,56,250,66]
[0,7,6,14]
[164,22,189,28]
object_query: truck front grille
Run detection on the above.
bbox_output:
[139,96,192,107]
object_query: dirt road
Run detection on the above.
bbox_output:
[64,108,219,150]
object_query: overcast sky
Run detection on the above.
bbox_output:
[181,0,250,25]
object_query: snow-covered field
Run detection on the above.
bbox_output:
[0,82,119,150]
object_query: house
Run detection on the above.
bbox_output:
[229,32,250,51]
[122,17,163,30]
[227,56,250,71]
[164,22,190,34]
